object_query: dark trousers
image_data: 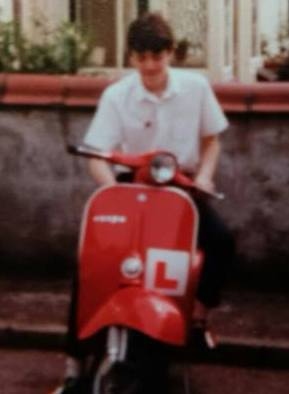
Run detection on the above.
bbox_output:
[193,196,235,307]
[65,180,235,357]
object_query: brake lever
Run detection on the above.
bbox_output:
[173,173,225,200]
[191,182,225,200]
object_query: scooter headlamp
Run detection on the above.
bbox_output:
[121,256,143,279]
[149,153,177,184]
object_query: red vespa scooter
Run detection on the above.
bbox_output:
[68,145,222,394]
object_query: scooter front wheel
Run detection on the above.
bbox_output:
[91,326,142,394]
[93,361,142,394]
[91,326,171,394]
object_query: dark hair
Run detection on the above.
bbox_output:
[127,13,174,53]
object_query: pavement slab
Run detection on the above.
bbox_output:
[1,349,289,394]
[1,278,289,366]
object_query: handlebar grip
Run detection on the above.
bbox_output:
[67,145,79,155]
[211,191,225,200]
[66,144,112,160]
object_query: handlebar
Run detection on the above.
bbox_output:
[67,144,153,167]
[68,144,225,200]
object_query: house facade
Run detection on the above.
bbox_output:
[0,0,288,82]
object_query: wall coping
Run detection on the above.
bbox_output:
[0,73,289,113]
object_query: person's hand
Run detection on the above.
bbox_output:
[193,174,215,194]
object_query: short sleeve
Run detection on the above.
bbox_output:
[84,89,123,150]
[200,79,229,137]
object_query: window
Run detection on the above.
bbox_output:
[72,0,148,67]
[71,0,210,69]
[166,0,208,67]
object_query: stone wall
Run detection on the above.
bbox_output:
[0,107,92,277]
[215,113,289,289]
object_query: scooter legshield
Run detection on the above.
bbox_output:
[77,184,199,346]
[78,286,186,346]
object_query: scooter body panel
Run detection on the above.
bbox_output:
[79,286,186,345]
[77,184,201,345]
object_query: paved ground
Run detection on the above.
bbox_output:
[0,349,64,394]
[1,278,289,393]
[1,348,289,394]
[0,279,69,335]
[1,278,289,347]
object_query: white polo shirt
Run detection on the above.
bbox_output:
[84,68,228,173]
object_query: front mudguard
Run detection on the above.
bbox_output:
[78,286,186,346]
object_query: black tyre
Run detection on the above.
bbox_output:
[91,328,170,394]
[92,360,142,394]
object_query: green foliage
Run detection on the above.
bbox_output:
[0,19,93,74]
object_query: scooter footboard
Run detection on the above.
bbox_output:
[78,286,186,346]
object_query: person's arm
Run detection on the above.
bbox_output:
[194,134,221,192]
[88,158,116,186]
[84,86,123,185]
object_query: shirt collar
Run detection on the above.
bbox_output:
[135,68,179,103]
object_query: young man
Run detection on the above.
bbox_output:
[54,12,234,394]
